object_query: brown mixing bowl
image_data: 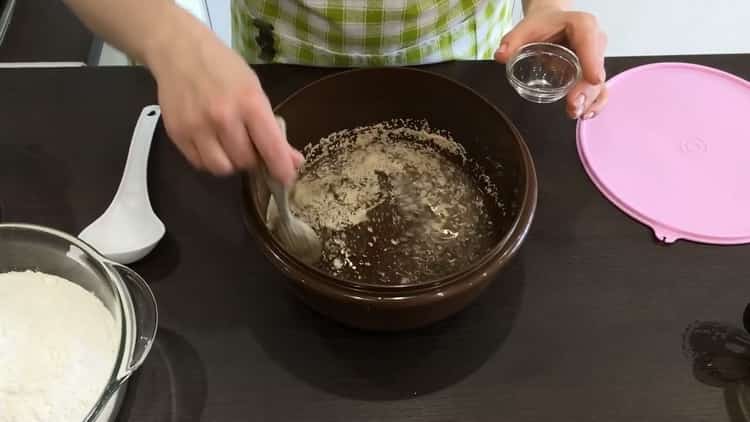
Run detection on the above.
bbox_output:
[242,67,537,331]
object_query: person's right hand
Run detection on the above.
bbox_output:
[145,11,303,185]
[495,5,608,120]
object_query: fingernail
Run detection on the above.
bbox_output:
[583,112,595,120]
[575,95,585,118]
[599,68,606,83]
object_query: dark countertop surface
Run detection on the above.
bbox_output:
[0,55,749,421]
[0,0,94,63]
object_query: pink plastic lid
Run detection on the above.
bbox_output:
[577,62,750,244]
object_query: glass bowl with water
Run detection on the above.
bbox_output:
[506,42,582,103]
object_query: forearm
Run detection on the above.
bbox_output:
[62,0,202,67]
[522,0,573,14]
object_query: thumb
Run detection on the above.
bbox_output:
[494,20,541,63]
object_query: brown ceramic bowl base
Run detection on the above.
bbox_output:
[242,68,537,331]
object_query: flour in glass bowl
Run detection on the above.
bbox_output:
[0,271,119,422]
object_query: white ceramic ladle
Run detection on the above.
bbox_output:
[79,105,165,264]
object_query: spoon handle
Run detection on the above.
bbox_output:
[264,115,292,224]
[114,105,161,202]
[266,170,292,224]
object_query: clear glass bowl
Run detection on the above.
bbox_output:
[506,42,582,103]
[0,223,158,421]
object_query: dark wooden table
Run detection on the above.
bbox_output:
[0,0,94,63]
[0,55,748,421]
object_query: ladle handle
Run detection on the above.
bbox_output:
[114,105,161,203]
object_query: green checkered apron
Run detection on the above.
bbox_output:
[231,0,513,66]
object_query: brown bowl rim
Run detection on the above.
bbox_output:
[242,67,538,294]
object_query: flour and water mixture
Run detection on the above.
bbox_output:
[268,119,505,284]
[0,271,118,422]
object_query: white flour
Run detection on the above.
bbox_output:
[0,271,119,422]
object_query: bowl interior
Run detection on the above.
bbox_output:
[246,68,533,287]
[0,225,122,318]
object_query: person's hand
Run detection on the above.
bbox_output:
[145,12,303,184]
[495,6,608,120]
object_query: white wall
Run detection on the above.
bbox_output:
[99,0,750,65]
[574,0,750,56]
[209,0,231,48]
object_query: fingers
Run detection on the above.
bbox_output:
[154,38,299,179]
[583,84,609,119]
[567,82,597,119]
[566,81,609,120]
[494,17,559,63]
[565,12,606,85]
[166,97,298,181]
[176,139,204,170]
[172,127,236,177]
[211,102,258,170]
[242,95,297,186]
[194,134,234,176]
[290,148,305,170]
[163,120,202,171]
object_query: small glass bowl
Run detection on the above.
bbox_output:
[506,42,582,103]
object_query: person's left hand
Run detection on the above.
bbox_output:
[495,7,608,120]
